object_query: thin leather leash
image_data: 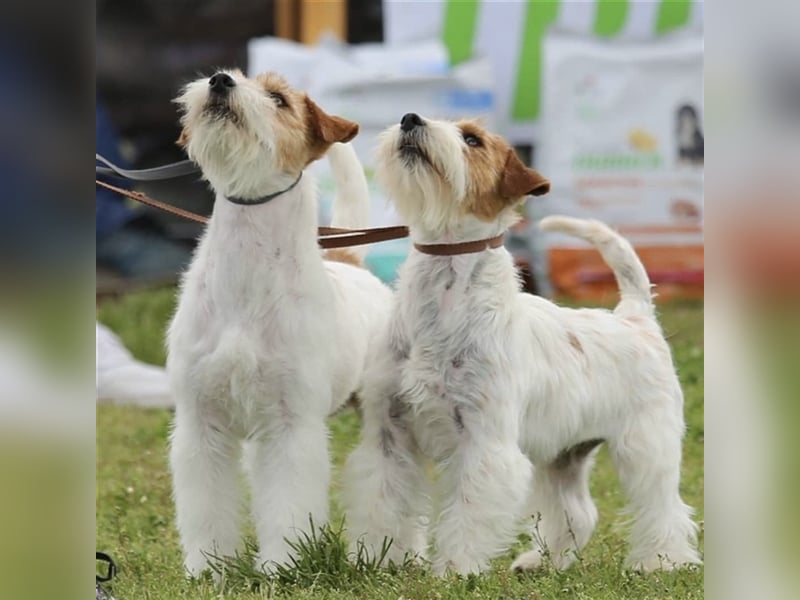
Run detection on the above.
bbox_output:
[95,155,507,254]
[317,226,411,249]
[96,153,209,224]
[96,179,209,225]
[95,178,409,249]
[95,155,410,249]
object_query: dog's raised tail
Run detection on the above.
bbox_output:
[325,142,370,265]
[539,216,654,316]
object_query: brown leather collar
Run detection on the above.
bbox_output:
[414,234,505,256]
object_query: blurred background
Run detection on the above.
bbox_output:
[96,0,704,300]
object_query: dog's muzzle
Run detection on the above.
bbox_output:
[398,114,430,164]
[400,112,424,132]
[205,72,237,118]
[209,72,236,97]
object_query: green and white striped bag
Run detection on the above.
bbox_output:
[384,0,703,144]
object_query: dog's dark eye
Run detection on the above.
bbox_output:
[269,91,288,108]
[463,133,482,147]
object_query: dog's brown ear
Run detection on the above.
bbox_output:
[176,127,190,148]
[499,149,550,199]
[304,97,359,144]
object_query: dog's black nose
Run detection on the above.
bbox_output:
[400,113,424,132]
[209,73,236,95]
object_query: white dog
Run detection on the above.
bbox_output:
[343,114,701,575]
[167,70,392,576]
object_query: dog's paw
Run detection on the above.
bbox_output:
[629,556,675,572]
[510,549,546,573]
[402,546,429,567]
[627,552,702,573]
[184,552,211,578]
[432,556,485,577]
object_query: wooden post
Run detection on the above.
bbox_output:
[275,0,300,41]
[300,0,347,44]
[273,0,347,45]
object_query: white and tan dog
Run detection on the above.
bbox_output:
[343,114,701,575]
[167,70,392,576]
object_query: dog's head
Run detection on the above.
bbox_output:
[175,70,359,199]
[376,113,550,238]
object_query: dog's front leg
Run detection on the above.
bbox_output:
[170,405,243,578]
[244,407,332,573]
[343,365,429,565]
[432,414,533,576]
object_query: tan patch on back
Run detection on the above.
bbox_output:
[456,119,550,222]
[324,248,363,267]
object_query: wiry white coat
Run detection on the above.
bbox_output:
[348,219,699,573]
[167,138,391,575]
[343,146,701,574]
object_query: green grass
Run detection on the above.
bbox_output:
[97,288,704,599]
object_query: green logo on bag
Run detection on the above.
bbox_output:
[573,153,663,170]
[574,126,664,170]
